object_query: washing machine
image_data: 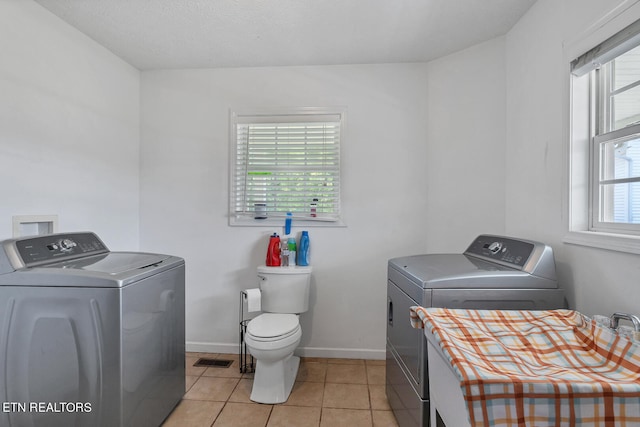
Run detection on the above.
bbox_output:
[386,235,567,427]
[0,232,185,427]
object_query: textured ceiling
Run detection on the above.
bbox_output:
[34,0,536,70]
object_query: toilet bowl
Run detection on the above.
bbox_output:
[245,313,302,404]
[244,265,312,404]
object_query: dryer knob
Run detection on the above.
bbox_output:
[488,242,502,254]
[59,238,77,250]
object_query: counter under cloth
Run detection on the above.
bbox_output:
[410,307,640,427]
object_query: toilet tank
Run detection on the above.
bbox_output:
[257,266,312,314]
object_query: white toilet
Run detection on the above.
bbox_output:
[244,265,312,404]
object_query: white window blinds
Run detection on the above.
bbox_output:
[230,110,343,222]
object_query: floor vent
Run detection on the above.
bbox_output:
[193,358,233,368]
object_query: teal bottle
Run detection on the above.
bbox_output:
[287,238,297,266]
[298,231,310,266]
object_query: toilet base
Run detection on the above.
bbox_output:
[250,354,300,404]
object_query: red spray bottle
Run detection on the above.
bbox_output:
[266,233,281,266]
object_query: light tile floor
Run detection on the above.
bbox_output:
[162,352,400,427]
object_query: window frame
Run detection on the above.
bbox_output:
[565,4,640,254]
[228,106,346,228]
[589,40,640,235]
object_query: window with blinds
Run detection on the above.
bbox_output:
[229,108,343,225]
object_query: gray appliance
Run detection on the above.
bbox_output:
[0,232,185,427]
[386,235,567,427]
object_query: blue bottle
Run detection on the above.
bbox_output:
[298,231,310,266]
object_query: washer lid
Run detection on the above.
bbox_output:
[247,313,299,338]
[0,232,184,288]
[0,251,183,288]
[42,252,170,274]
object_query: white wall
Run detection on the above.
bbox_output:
[18,0,635,358]
[505,0,640,315]
[1,0,509,359]
[139,64,431,358]
[425,38,507,252]
[0,0,140,249]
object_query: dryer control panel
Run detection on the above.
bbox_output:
[463,235,557,280]
[1,232,109,269]
[465,235,535,268]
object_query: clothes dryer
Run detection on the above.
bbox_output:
[386,235,567,427]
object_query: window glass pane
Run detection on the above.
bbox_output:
[600,136,640,181]
[600,182,640,223]
[614,45,640,91]
[610,45,640,131]
[612,84,640,130]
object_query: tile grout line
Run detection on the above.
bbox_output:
[365,362,373,426]
[319,382,326,427]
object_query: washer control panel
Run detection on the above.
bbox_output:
[464,235,535,269]
[13,232,109,266]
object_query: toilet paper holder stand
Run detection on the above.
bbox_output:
[239,290,256,374]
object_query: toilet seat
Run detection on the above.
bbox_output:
[247,313,300,341]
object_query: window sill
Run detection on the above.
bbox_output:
[563,230,640,254]
[229,217,347,228]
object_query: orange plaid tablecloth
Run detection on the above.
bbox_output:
[410,307,640,427]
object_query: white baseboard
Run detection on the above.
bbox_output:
[296,346,385,360]
[186,341,239,354]
[186,341,385,361]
